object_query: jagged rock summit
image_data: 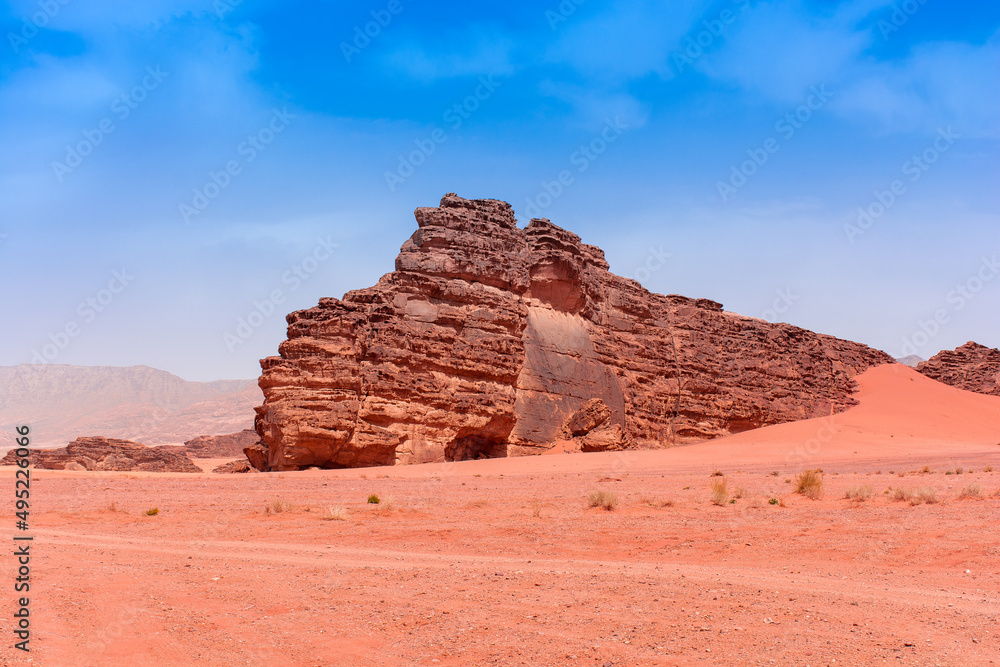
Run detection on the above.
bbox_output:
[254,194,893,470]
[917,342,1000,396]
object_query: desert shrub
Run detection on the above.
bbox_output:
[794,470,823,499]
[323,506,348,521]
[367,494,380,504]
[587,490,618,511]
[892,488,913,502]
[983,466,993,472]
[711,469,724,477]
[531,501,543,518]
[144,507,159,516]
[266,498,292,514]
[959,483,983,500]
[768,497,779,505]
[921,466,932,474]
[844,485,873,501]
[732,486,748,499]
[913,486,937,505]
[710,477,728,506]
[956,467,964,475]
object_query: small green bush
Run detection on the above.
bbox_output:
[367,494,380,504]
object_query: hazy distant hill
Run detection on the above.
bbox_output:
[895,355,925,368]
[0,365,261,449]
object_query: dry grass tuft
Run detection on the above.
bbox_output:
[265,498,292,515]
[959,483,983,500]
[892,487,913,502]
[732,486,749,499]
[144,507,159,516]
[531,501,543,518]
[983,466,993,472]
[913,486,938,505]
[710,469,724,477]
[844,485,873,502]
[322,506,348,521]
[587,490,618,511]
[794,470,824,499]
[921,466,932,474]
[710,477,729,506]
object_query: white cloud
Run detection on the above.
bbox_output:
[381,30,516,82]
[546,0,704,81]
[835,36,1000,138]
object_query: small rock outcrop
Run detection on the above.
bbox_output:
[183,429,261,458]
[917,342,1000,396]
[1,436,201,472]
[558,399,628,452]
[254,194,893,470]
[212,459,259,474]
[243,443,270,472]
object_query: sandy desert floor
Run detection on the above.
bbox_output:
[2,365,999,666]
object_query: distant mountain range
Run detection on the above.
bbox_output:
[895,355,925,368]
[0,365,260,449]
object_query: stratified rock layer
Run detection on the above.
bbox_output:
[1,436,201,472]
[183,429,261,458]
[255,194,893,470]
[917,342,1000,396]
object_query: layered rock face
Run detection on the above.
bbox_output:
[917,342,1000,396]
[0,436,201,472]
[183,429,261,458]
[255,194,893,470]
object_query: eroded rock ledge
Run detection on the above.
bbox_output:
[254,194,892,470]
[917,342,1000,396]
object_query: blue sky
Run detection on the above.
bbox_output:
[1,0,997,381]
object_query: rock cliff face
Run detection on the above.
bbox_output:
[917,342,1000,396]
[0,436,201,472]
[254,194,893,470]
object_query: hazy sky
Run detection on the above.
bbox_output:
[1,0,997,381]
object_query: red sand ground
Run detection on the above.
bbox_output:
[2,365,999,666]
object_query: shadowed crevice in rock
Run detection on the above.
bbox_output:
[254,193,893,470]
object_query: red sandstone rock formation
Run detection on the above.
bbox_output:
[0,436,201,472]
[183,429,260,458]
[212,459,259,474]
[917,342,1000,396]
[254,194,893,470]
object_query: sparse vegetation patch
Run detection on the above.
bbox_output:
[587,490,618,511]
[710,477,728,506]
[794,470,823,499]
